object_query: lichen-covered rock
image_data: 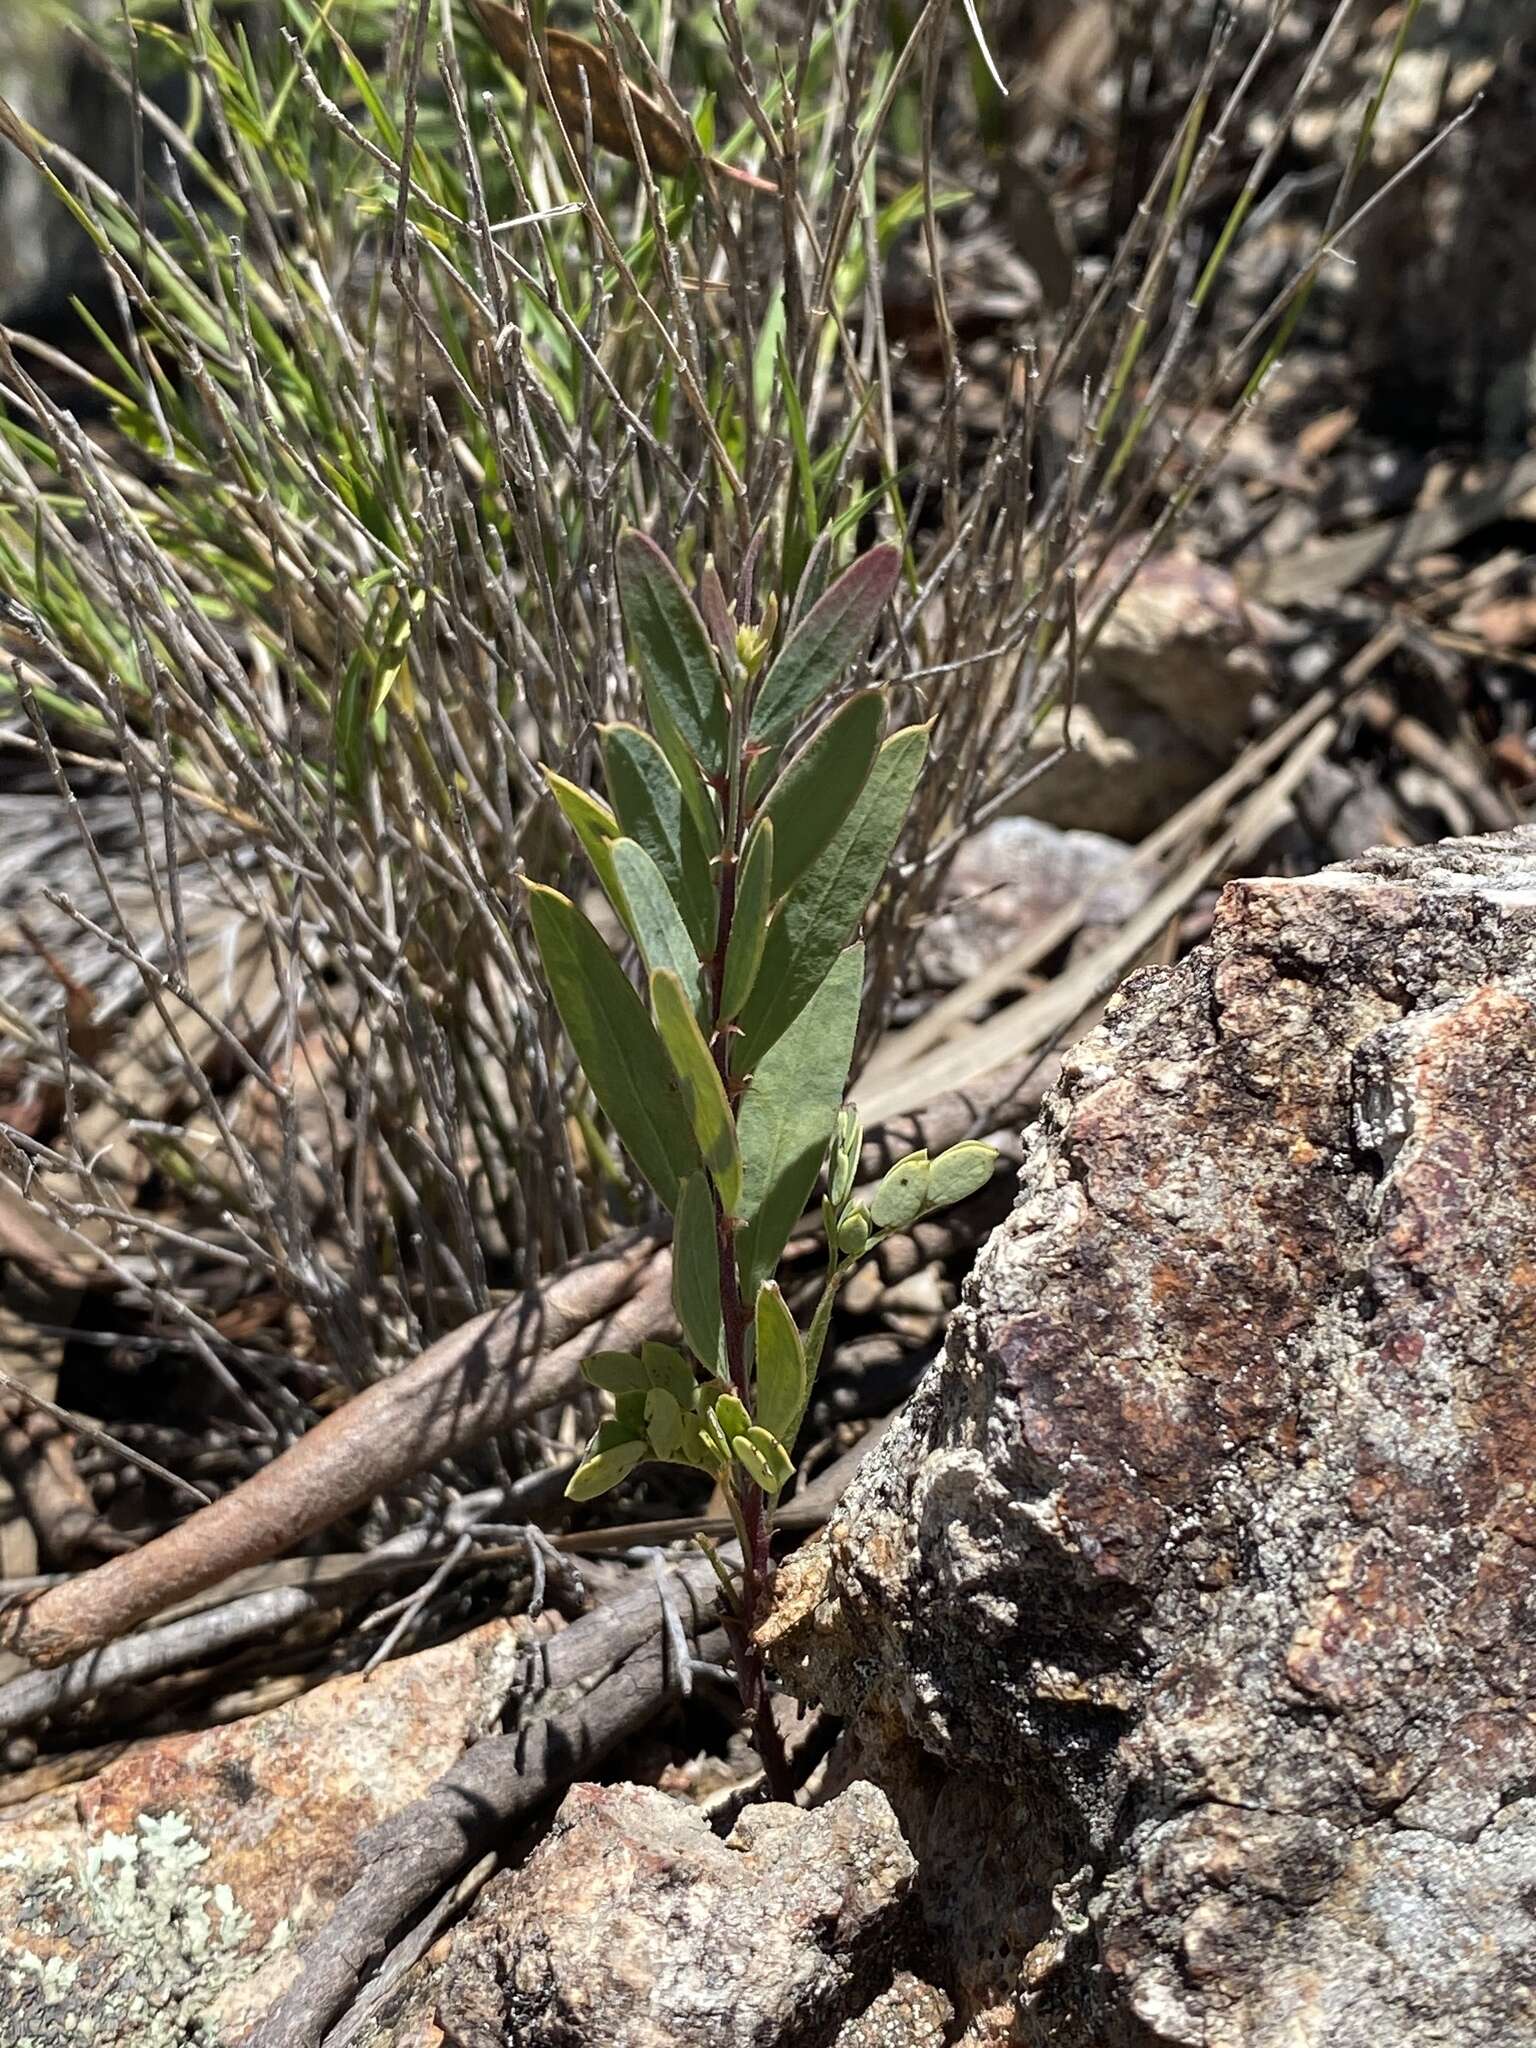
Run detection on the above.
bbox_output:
[763,828,1536,2045]
[435,1779,916,2048]
[0,1616,530,2045]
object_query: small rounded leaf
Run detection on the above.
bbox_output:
[836,1208,871,1257]
[566,1438,645,1500]
[869,1150,930,1232]
[681,1411,726,1472]
[713,1392,752,1443]
[582,1350,649,1395]
[924,1141,999,1211]
[733,1425,793,1494]
[644,1387,686,1459]
[641,1341,698,1407]
[611,1392,649,1437]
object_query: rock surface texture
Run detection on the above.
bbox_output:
[0,1616,532,2044]
[431,1779,917,2048]
[763,828,1536,2046]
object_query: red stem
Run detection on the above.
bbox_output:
[707,790,791,1800]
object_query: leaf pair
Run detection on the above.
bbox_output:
[837,1139,998,1246]
[699,1390,793,1496]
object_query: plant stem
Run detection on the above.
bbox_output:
[703,651,793,1803]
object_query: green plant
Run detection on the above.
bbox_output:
[530,528,995,1788]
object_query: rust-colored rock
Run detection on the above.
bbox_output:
[0,1617,530,2044]
[764,828,1536,2045]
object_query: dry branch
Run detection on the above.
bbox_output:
[0,1230,666,1667]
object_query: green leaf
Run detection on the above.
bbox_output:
[749,544,901,745]
[735,941,864,1297]
[720,819,774,1023]
[835,1208,871,1257]
[544,770,625,913]
[754,1281,806,1447]
[526,883,700,1211]
[600,723,716,953]
[828,1103,863,1210]
[736,725,928,1074]
[759,689,883,902]
[618,528,730,778]
[641,1340,699,1408]
[612,839,703,1004]
[593,1415,645,1452]
[744,743,782,811]
[681,1411,726,1472]
[733,1425,793,1494]
[651,969,742,1213]
[786,531,833,633]
[645,1387,687,1460]
[713,1391,752,1443]
[566,1438,646,1501]
[582,1350,649,1395]
[869,1150,929,1231]
[648,688,722,854]
[925,1141,999,1210]
[672,1173,725,1372]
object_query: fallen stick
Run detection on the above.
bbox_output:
[0,1232,667,1668]
[247,1556,728,2048]
[0,1067,1040,1673]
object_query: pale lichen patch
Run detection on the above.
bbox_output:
[1,1810,283,2047]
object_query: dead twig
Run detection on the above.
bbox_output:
[0,1384,127,1571]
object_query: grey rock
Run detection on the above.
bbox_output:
[1014,549,1277,840]
[764,827,1536,2045]
[436,1779,916,2048]
[917,817,1150,989]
